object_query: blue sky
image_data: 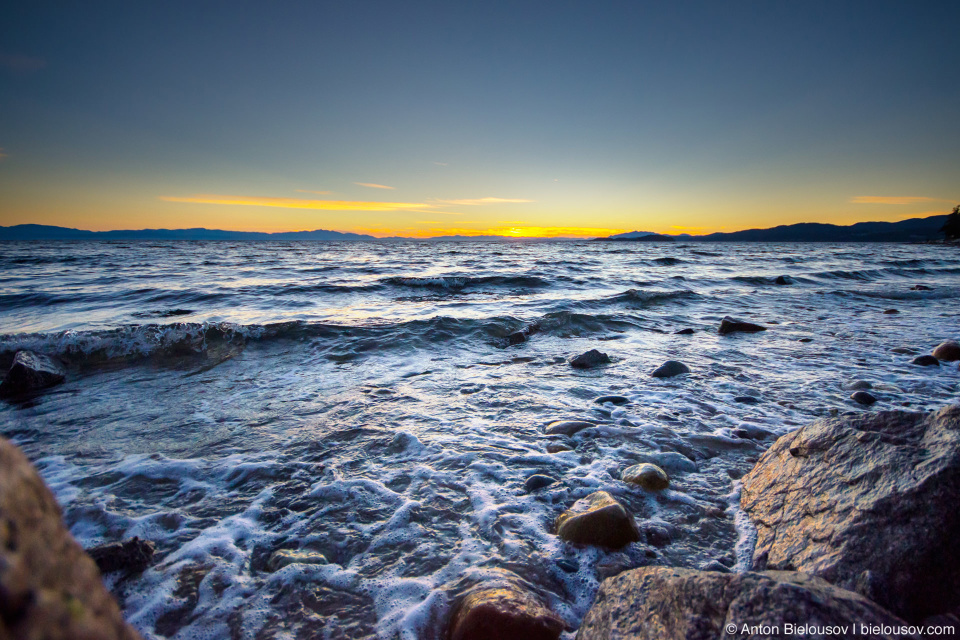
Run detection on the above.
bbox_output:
[1,1,958,236]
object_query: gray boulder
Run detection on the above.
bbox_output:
[570,349,611,369]
[651,361,690,378]
[740,406,960,621]
[575,567,913,640]
[0,350,65,398]
[718,316,766,335]
[555,491,640,549]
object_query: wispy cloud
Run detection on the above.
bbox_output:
[0,53,46,74]
[431,197,534,206]
[160,194,430,211]
[354,182,395,190]
[296,189,333,195]
[850,196,939,205]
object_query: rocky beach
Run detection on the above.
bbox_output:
[1,240,959,639]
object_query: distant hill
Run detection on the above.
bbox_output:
[606,230,659,239]
[0,225,376,242]
[594,215,948,243]
[593,233,675,242]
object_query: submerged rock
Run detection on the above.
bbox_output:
[842,380,873,391]
[650,360,690,378]
[717,316,767,335]
[555,491,641,549]
[546,443,573,454]
[883,308,900,314]
[447,580,564,640]
[741,405,960,621]
[576,567,911,640]
[932,340,960,362]
[674,328,695,335]
[912,355,940,367]
[88,537,155,574]
[850,391,877,405]
[594,395,629,405]
[0,350,65,398]
[891,346,917,354]
[912,284,933,290]
[570,349,611,369]
[733,395,760,404]
[544,420,594,436]
[621,463,669,491]
[524,474,558,492]
[0,436,142,639]
[774,275,792,285]
[266,549,327,572]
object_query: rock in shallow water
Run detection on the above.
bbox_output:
[266,549,328,572]
[651,360,690,378]
[850,391,877,405]
[448,581,564,640]
[524,474,558,492]
[621,463,670,491]
[544,420,594,436]
[0,436,142,639]
[932,340,960,362]
[674,328,695,335]
[575,567,911,640]
[88,537,155,574]
[555,491,641,549]
[570,349,611,369]
[717,316,767,335]
[741,405,960,621]
[0,350,66,398]
[774,275,792,285]
[594,395,629,405]
[912,355,940,366]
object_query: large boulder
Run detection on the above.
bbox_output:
[933,340,960,362]
[570,349,611,369]
[447,580,564,640]
[0,350,65,398]
[740,406,960,621]
[576,567,913,640]
[718,316,766,335]
[555,491,640,549]
[0,437,142,639]
[650,361,690,378]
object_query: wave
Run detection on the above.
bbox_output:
[381,275,552,290]
[651,257,685,266]
[603,288,699,306]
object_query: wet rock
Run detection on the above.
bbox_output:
[576,567,912,640]
[774,275,792,285]
[524,474,558,492]
[0,350,65,398]
[448,580,564,640]
[733,395,759,404]
[88,537,155,574]
[544,420,594,436]
[507,331,528,345]
[651,360,690,378]
[912,355,940,366]
[556,559,578,573]
[546,443,573,454]
[555,491,641,549]
[850,391,877,405]
[594,395,629,405]
[912,284,932,291]
[798,337,814,342]
[674,328,695,335]
[641,521,676,547]
[733,425,775,440]
[570,349,611,369]
[0,436,142,639]
[621,463,669,491]
[717,316,767,335]
[700,560,731,573]
[633,451,697,474]
[883,308,900,314]
[933,340,960,362]
[741,405,960,621]
[891,346,917,354]
[843,380,873,391]
[266,549,328,572]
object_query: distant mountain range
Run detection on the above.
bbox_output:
[0,215,949,242]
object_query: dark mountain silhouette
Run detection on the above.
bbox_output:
[0,225,376,242]
[688,215,947,242]
[593,233,675,242]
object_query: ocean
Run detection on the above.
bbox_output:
[1,239,958,639]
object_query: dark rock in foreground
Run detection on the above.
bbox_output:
[650,360,690,378]
[524,474,558,492]
[717,316,766,335]
[0,437,142,639]
[850,391,877,405]
[555,491,640,549]
[448,580,564,640]
[544,420,594,436]
[741,406,960,621]
[0,350,65,398]
[575,567,912,640]
[912,354,940,366]
[933,340,960,362]
[88,537,155,574]
[570,349,611,369]
[621,463,669,491]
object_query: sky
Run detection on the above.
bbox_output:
[1,1,958,238]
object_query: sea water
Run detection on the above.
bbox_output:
[1,240,958,639]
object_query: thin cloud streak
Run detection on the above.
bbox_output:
[160,194,430,211]
[431,197,534,206]
[850,196,938,205]
[354,182,395,190]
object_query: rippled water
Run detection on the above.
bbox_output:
[1,240,959,639]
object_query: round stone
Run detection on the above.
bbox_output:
[621,463,670,491]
